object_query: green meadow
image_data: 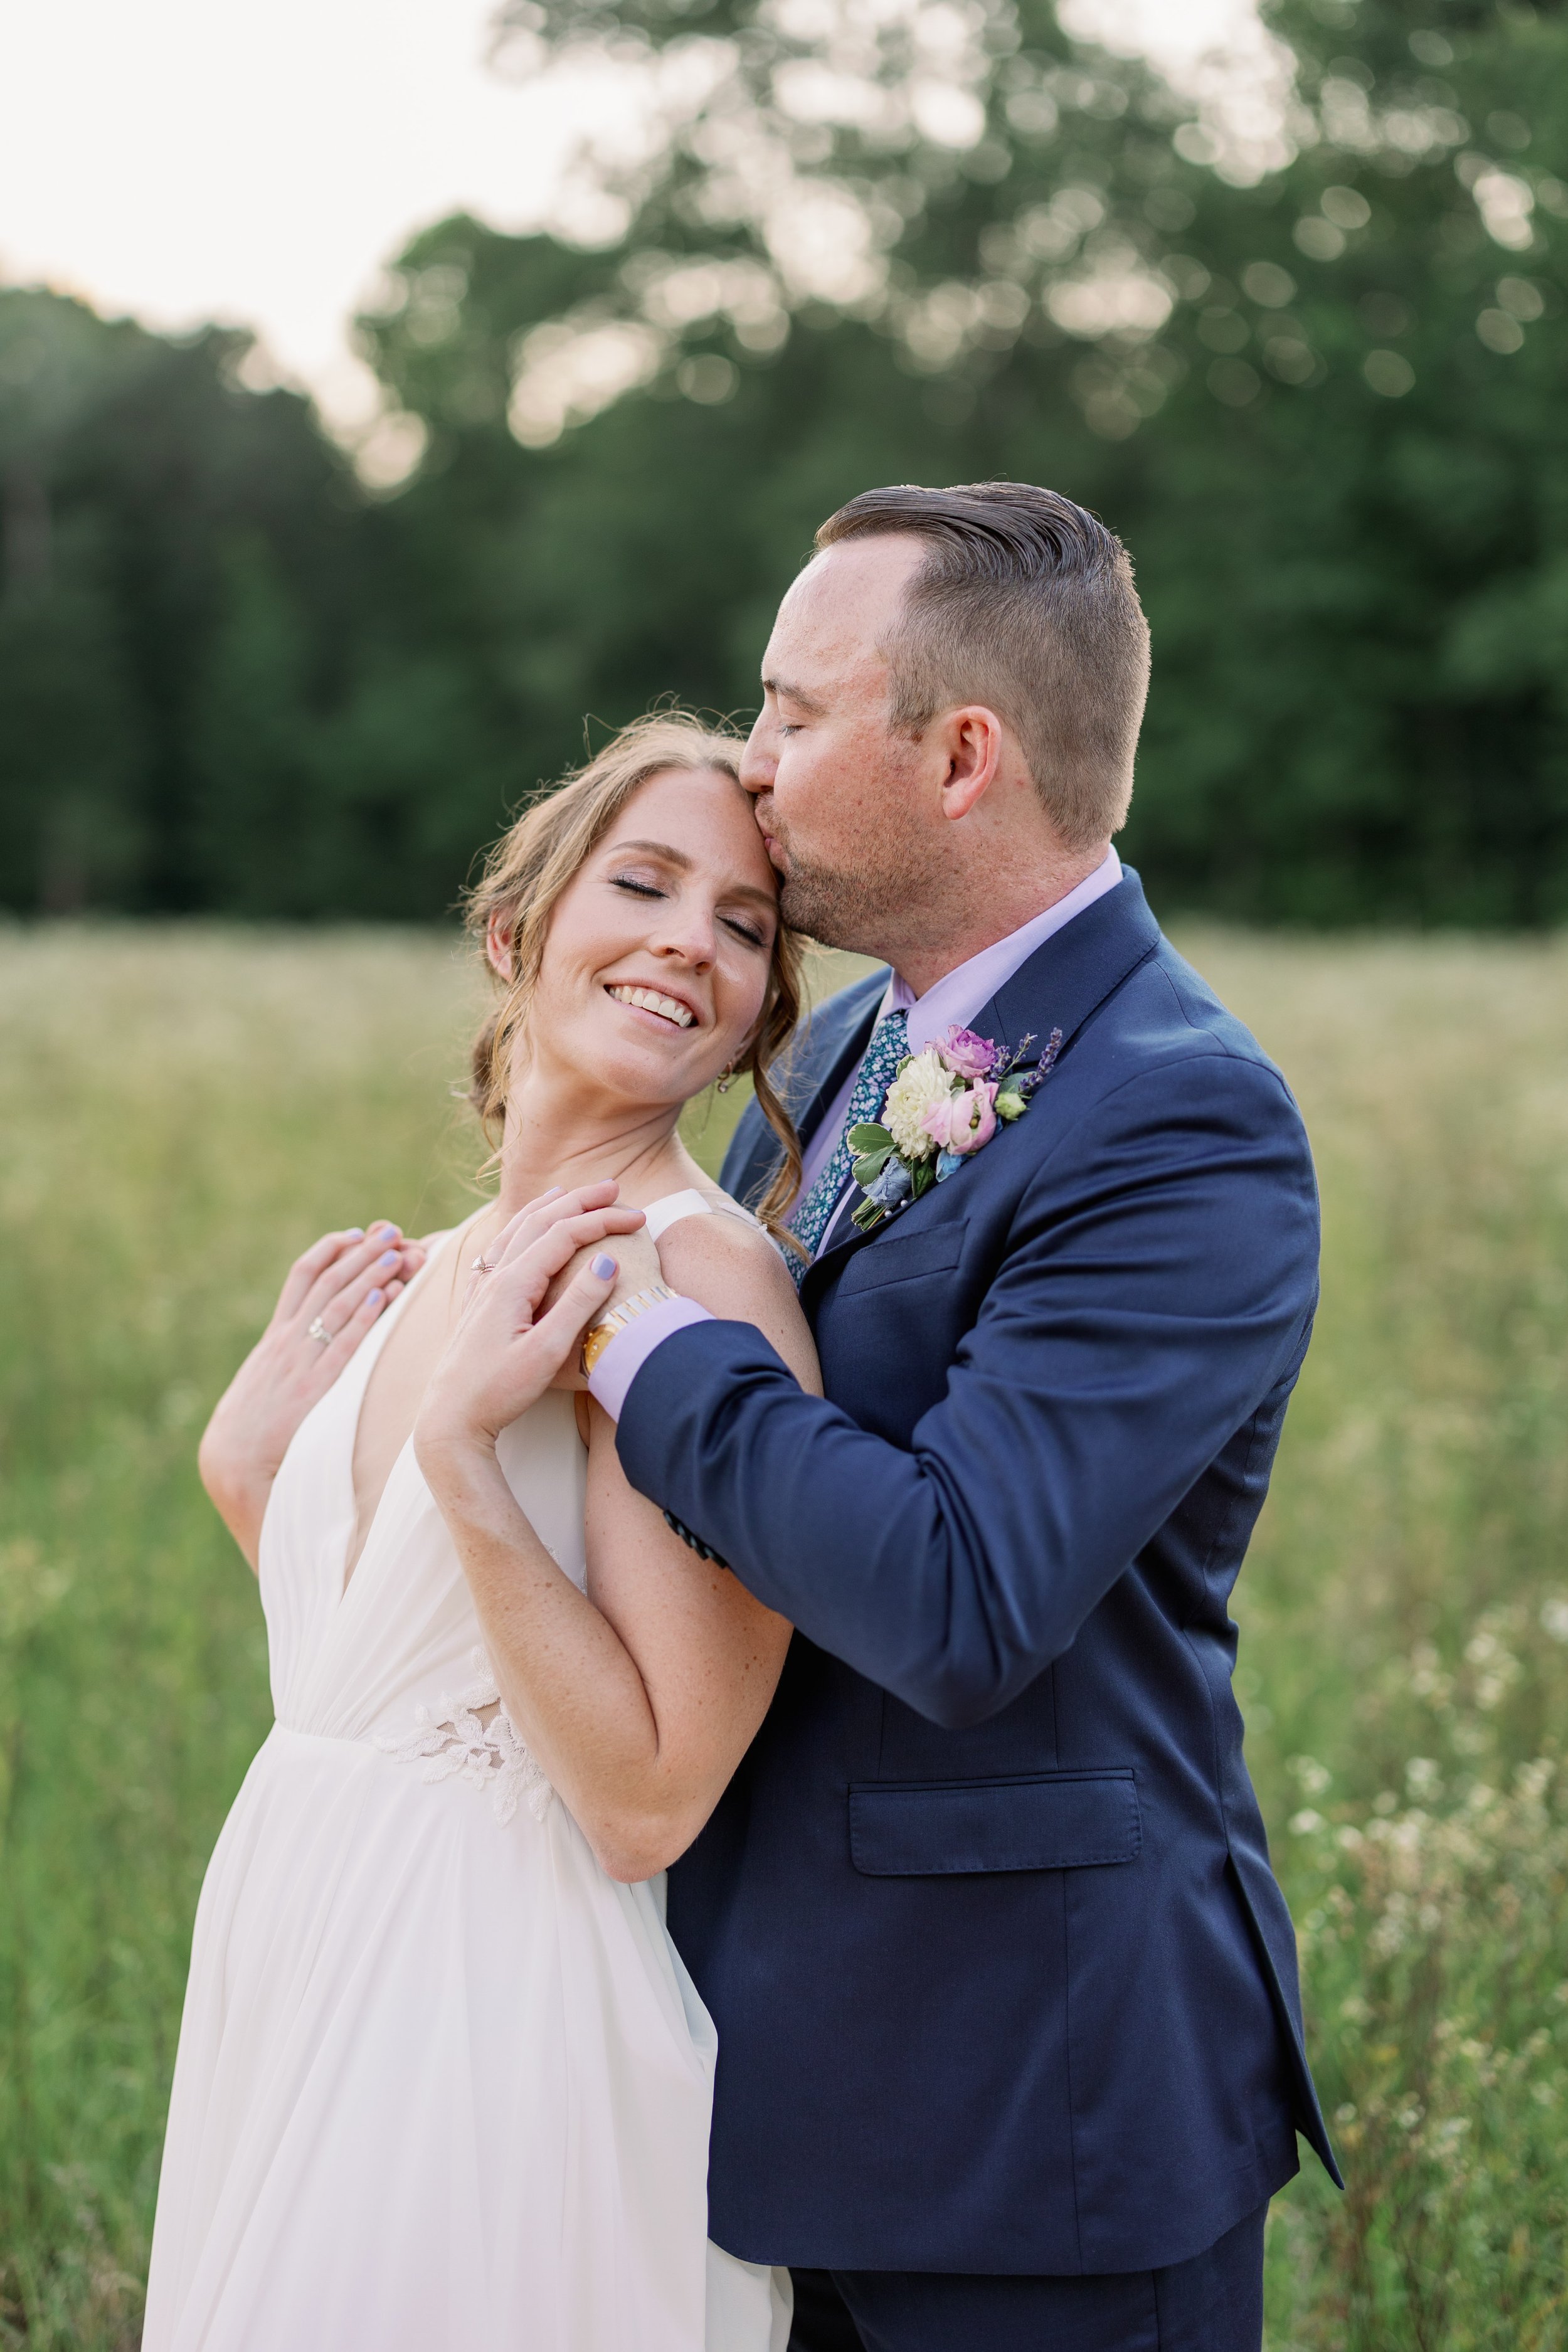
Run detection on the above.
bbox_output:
[2,923,1566,2349]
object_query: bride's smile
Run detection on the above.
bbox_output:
[605,983,698,1029]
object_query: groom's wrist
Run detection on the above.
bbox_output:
[585,1293,714,1420]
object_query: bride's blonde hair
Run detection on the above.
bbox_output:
[464,713,807,1247]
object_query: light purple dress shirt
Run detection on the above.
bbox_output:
[587,848,1124,1421]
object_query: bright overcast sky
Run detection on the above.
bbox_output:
[0,0,1266,433]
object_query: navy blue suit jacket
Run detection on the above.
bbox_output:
[617,869,1340,2276]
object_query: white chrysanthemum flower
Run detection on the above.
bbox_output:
[882,1048,953,1161]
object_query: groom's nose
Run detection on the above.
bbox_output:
[739,709,774,796]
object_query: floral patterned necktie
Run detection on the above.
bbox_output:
[786,1009,909,1286]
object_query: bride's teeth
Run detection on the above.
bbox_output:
[608,985,694,1028]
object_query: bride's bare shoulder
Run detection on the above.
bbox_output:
[654,1191,795,1305]
[654,1195,820,1393]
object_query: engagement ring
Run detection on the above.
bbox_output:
[307,1316,331,1346]
[472,1254,492,1276]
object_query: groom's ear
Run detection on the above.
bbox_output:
[936,706,1006,824]
[486,911,516,982]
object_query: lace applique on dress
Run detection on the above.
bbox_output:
[375,1649,553,1825]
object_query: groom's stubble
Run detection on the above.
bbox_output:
[752,771,951,968]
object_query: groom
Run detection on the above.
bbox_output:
[586,482,1340,2349]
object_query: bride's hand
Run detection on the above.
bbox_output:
[198,1221,426,1566]
[415,1186,647,1467]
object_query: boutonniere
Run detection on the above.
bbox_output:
[848,1024,1064,1234]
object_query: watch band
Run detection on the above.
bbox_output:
[580,1282,677,1379]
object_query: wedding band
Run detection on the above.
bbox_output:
[307,1316,331,1346]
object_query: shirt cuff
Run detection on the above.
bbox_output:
[586,1293,716,1422]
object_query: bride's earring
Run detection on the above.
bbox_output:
[716,1060,737,1094]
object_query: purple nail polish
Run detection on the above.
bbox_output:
[347,1227,364,1239]
[379,1249,398,1268]
[367,1288,384,1308]
[590,1254,617,1279]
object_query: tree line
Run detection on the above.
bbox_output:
[2,0,1564,926]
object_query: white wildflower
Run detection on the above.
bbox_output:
[882,1048,953,1162]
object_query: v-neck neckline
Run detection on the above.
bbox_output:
[331,1176,731,1599]
[336,1211,480,1599]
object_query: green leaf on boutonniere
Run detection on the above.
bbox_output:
[851,1196,889,1233]
[995,1088,1027,1121]
[911,1156,936,1197]
[847,1122,892,1153]
[851,1147,895,1186]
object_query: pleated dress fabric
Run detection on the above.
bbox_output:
[142,1215,788,2352]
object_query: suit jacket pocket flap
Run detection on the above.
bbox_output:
[839,1221,967,1293]
[849,1770,1141,1876]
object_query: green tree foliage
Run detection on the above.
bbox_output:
[2,0,1565,922]
[0,293,361,913]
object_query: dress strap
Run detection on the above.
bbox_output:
[643,1187,760,1243]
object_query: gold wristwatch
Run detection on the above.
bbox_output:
[580,1283,677,1379]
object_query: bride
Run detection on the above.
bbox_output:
[143,716,818,2352]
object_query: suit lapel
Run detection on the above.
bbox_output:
[802,870,1162,1307]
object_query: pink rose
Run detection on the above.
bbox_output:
[919,1081,999,1155]
[938,1026,998,1082]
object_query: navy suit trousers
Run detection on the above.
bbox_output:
[788,2200,1268,2352]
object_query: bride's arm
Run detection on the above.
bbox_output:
[417,1207,819,1882]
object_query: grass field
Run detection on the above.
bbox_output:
[2,921,1567,2349]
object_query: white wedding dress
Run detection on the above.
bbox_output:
[144,1203,790,2352]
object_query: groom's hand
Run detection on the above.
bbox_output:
[598,1222,664,1310]
[544,1219,665,1389]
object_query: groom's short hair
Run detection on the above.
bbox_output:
[815,482,1150,850]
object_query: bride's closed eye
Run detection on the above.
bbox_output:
[608,873,769,951]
